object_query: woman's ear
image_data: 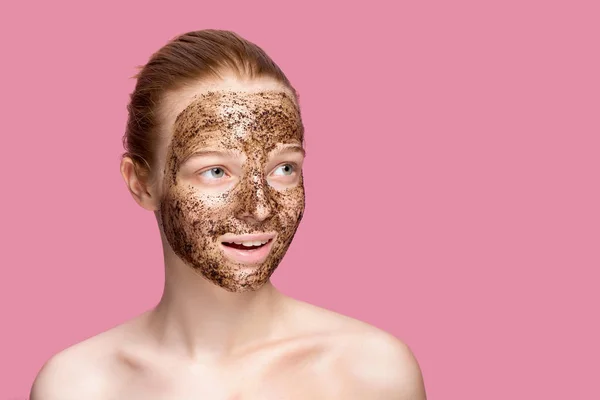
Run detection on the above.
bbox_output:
[120,157,161,211]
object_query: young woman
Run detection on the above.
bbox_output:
[31,29,426,399]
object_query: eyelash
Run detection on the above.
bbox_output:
[272,163,297,177]
[198,163,297,181]
[198,167,229,180]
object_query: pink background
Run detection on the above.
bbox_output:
[1,0,598,398]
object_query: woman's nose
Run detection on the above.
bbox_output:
[234,172,273,223]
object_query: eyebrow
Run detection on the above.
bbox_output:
[270,144,306,157]
[182,144,306,164]
[182,148,242,164]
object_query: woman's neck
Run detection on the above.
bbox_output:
[146,247,288,361]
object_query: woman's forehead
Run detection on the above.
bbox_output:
[170,91,303,155]
[154,77,303,172]
[159,76,297,131]
[175,91,298,123]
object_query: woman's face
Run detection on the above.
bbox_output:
[156,78,305,292]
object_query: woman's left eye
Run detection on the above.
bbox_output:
[273,163,295,176]
[199,167,227,180]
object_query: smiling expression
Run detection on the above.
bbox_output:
[159,90,305,292]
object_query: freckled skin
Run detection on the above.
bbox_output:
[159,91,305,292]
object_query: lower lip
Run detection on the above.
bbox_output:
[220,239,274,265]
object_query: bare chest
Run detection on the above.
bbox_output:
[109,343,350,400]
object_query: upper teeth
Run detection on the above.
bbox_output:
[228,240,269,246]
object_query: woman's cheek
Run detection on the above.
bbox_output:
[274,186,305,224]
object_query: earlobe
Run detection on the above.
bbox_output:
[120,157,160,211]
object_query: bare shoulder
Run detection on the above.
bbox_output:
[30,314,147,400]
[30,338,109,400]
[285,298,427,399]
[30,345,104,400]
[337,329,427,399]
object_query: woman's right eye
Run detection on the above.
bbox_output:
[199,167,227,180]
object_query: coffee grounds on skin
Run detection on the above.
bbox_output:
[160,90,306,292]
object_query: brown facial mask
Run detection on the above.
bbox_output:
[159,90,305,292]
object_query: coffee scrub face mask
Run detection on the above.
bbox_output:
[159,90,305,292]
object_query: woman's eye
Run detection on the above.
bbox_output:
[199,167,227,180]
[273,163,295,176]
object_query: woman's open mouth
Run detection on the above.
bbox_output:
[219,235,275,265]
[222,239,271,251]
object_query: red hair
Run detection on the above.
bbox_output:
[122,29,299,181]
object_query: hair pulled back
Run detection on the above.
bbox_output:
[122,29,298,181]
